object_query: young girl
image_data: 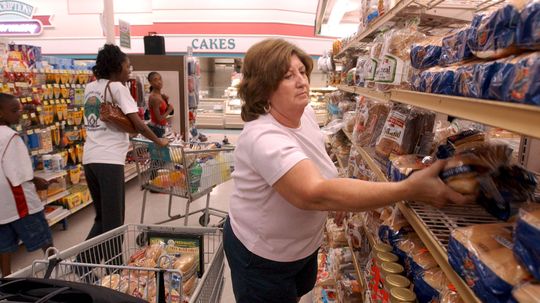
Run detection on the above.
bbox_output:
[147,71,174,138]
[0,93,53,276]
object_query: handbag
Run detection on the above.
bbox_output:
[99,81,137,134]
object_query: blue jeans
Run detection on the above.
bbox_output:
[223,218,318,303]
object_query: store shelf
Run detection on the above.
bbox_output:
[124,163,138,182]
[47,199,94,227]
[44,190,70,205]
[347,238,365,290]
[34,170,67,182]
[391,89,540,139]
[336,85,389,103]
[69,199,93,216]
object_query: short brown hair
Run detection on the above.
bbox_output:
[238,39,313,122]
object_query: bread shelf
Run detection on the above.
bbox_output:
[341,128,482,302]
[338,85,540,139]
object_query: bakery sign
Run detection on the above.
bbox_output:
[0,1,53,36]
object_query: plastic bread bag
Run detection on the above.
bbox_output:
[378,207,414,246]
[355,56,369,87]
[337,273,362,303]
[343,111,357,133]
[440,286,465,303]
[440,27,475,66]
[423,66,457,95]
[351,96,370,142]
[375,21,426,91]
[454,62,480,97]
[511,281,540,303]
[413,267,450,303]
[508,51,540,106]
[353,100,390,147]
[477,165,537,220]
[514,203,540,280]
[467,1,524,59]
[517,0,540,50]
[410,35,444,69]
[410,68,425,91]
[365,33,386,87]
[435,129,486,159]
[474,60,506,99]
[448,223,532,303]
[488,55,519,101]
[388,154,429,182]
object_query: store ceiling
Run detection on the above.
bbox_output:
[316,0,362,38]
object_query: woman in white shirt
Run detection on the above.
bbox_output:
[224,39,471,303]
[77,45,167,277]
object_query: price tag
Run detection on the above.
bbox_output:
[54,84,59,88]
[50,125,56,130]
[55,122,60,127]
[55,100,60,105]
[27,129,34,135]
[61,99,66,104]
[36,106,42,112]
[74,126,78,131]
[42,84,47,89]
[19,98,26,104]
[30,113,36,118]
[43,101,49,106]
[60,84,65,88]
[22,114,29,120]
[66,99,71,104]
[26,97,32,103]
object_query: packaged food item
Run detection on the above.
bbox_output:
[365,34,386,87]
[410,36,443,69]
[474,60,504,99]
[508,51,540,105]
[375,105,435,160]
[355,56,368,86]
[101,274,121,289]
[440,27,474,66]
[390,287,416,303]
[454,62,479,97]
[488,55,519,101]
[343,111,357,133]
[513,204,540,280]
[353,100,390,147]
[511,281,540,303]
[448,223,532,302]
[440,288,464,303]
[388,154,428,182]
[421,67,457,95]
[413,267,449,303]
[375,22,426,91]
[378,207,413,246]
[516,0,540,50]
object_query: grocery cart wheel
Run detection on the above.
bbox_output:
[199,213,210,226]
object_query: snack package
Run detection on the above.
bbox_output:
[507,51,540,105]
[516,0,540,50]
[410,36,443,69]
[375,105,435,160]
[375,22,426,91]
[448,223,532,303]
[467,2,523,59]
[353,100,390,147]
[413,267,450,303]
[513,204,540,280]
[511,281,540,303]
[440,27,474,66]
[388,154,429,181]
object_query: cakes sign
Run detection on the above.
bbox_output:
[191,38,236,50]
[0,0,53,36]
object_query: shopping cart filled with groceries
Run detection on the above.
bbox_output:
[131,138,234,226]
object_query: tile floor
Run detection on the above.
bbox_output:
[9,129,313,303]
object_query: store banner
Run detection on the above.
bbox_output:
[0,1,53,36]
[119,19,131,49]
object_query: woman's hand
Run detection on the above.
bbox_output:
[402,160,475,208]
[33,177,50,191]
[156,138,169,147]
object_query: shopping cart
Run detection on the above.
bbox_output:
[10,224,225,303]
[131,138,235,226]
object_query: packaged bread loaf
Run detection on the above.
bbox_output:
[410,36,443,69]
[513,204,540,280]
[508,51,540,105]
[440,27,474,66]
[364,33,386,87]
[413,267,450,303]
[488,55,519,101]
[388,154,429,182]
[511,281,540,303]
[374,22,425,91]
[353,100,390,147]
[467,1,524,59]
[473,60,504,99]
[375,104,435,160]
[421,66,457,95]
[516,0,540,50]
[378,207,413,246]
[448,223,532,303]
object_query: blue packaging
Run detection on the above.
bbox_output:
[488,57,517,101]
[448,224,531,303]
[516,0,540,50]
[467,4,521,59]
[412,269,445,303]
[440,28,474,66]
[508,52,540,105]
[454,63,479,97]
[474,61,503,99]
[513,205,540,280]
[422,68,456,95]
[410,41,442,69]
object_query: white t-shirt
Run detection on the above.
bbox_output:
[83,79,138,165]
[0,126,43,224]
[229,105,338,262]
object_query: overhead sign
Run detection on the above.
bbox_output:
[0,0,53,36]
[191,38,236,50]
[119,19,131,49]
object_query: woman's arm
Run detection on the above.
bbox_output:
[272,159,472,212]
[149,94,173,121]
[127,113,168,147]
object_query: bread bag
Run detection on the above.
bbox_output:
[440,27,474,66]
[513,204,540,280]
[516,0,540,50]
[410,36,443,69]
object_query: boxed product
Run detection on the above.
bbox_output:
[410,36,443,69]
[516,0,540,50]
[448,223,531,302]
[513,204,540,280]
[440,27,474,66]
[60,192,82,209]
[467,3,522,59]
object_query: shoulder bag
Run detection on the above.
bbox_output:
[99,81,137,134]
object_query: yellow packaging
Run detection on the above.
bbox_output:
[61,192,82,209]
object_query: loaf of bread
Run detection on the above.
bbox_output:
[514,204,540,280]
[488,55,519,101]
[516,0,540,50]
[413,267,448,303]
[173,253,197,275]
[101,274,121,290]
[440,27,474,66]
[354,100,390,147]
[508,51,540,106]
[145,243,166,262]
[410,36,443,69]
[449,223,531,302]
